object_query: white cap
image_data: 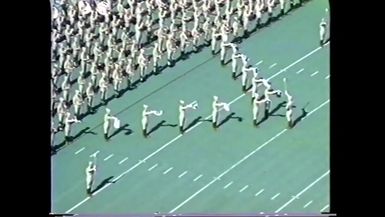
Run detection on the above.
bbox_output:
[106,108,111,113]
[143,104,148,109]
[213,96,218,101]
[179,100,184,104]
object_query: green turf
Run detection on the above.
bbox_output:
[52,0,330,214]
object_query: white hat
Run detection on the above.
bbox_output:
[106,108,111,113]
[143,104,148,109]
[213,96,218,101]
[179,100,184,104]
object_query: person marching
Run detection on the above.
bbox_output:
[252,93,271,127]
[178,100,198,133]
[283,78,295,128]
[85,81,95,112]
[64,111,81,143]
[142,104,163,137]
[319,17,327,46]
[103,108,119,140]
[212,96,230,129]
[85,161,96,196]
[72,90,84,119]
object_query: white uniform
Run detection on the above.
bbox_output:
[212,96,225,128]
[142,105,150,136]
[285,90,294,128]
[99,74,108,101]
[61,75,71,103]
[230,45,242,78]
[112,65,122,93]
[103,108,115,139]
[178,100,197,132]
[180,30,190,54]
[64,112,80,141]
[253,94,269,125]
[56,98,67,125]
[90,61,99,88]
[72,90,84,118]
[86,82,94,110]
[240,55,250,91]
[211,27,221,54]
[319,18,327,45]
[78,75,85,96]
[152,43,161,71]
[85,162,96,195]
[138,49,148,81]
[166,35,176,66]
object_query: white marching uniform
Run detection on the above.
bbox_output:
[61,76,71,103]
[78,75,85,96]
[178,100,197,131]
[138,49,148,81]
[212,96,226,127]
[57,98,67,125]
[285,90,294,127]
[86,82,95,109]
[64,112,80,140]
[319,18,327,45]
[99,74,109,101]
[253,94,269,124]
[103,108,116,138]
[72,91,84,117]
[85,162,96,195]
[240,55,250,90]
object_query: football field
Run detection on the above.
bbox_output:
[51,0,330,214]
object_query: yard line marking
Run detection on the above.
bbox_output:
[320,204,330,212]
[193,174,203,182]
[269,63,277,69]
[296,68,304,74]
[223,181,233,189]
[275,170,330,213]
[148,163,158,171]
[239,185,249,192]
[255,189,265,197]
[325,75,330,79]
[304,200,313,208]
[256,60,263,66]
[169,100,330,213]
[178,171,188,178]
[118,157,128,165]
[103,154,113,161]
[75,147,85,155]
[311,71,319,77]
[271,193,281,200]
[163,167,173,175]
[89,150,100,157]
[65,44,329,214]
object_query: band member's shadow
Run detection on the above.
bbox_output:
[91,176,115,194]
[184,116,203,132]
[108,123,133,139]
[292,108,308,128]
[224,58,232,65]
[147,120,177,136]
[256,101,287,126]
[217,112,243,128]
[51,127,96,155]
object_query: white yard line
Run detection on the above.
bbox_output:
[103,154,114,161]
[275,170,330,213]
[74,147,85,155]
[118,157,128,165]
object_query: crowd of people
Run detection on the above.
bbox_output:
[51,0,311,149]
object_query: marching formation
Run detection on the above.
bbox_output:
[50,0,317,149]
